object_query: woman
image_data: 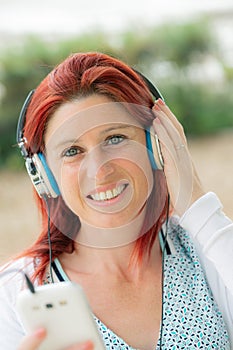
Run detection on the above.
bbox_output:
[0,52,232,350]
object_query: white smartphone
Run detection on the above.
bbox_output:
[16,281,105,350]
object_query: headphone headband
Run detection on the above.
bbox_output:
[132,68,164,101]
[16,90,35,159]
[16,70,163,151]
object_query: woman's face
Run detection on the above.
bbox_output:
[44,94,154,229]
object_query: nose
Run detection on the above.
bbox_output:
[81,146,115,181]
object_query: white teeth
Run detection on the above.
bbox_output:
[99,192,106,200]
[92,193,100,201]
[117,185,124,194]
[90,184,126,201]
[106,190,112,199]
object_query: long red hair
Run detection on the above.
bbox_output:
[19,52,168,283]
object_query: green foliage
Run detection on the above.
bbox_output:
[159,81,233,135]
[223,65,233,82]
[0,18,232,169]
[117,19,217,69]
[150,20,217,66]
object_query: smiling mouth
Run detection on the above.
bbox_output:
[87,184,128,202]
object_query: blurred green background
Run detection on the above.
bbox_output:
[0,17,233,170]
[0,11,233,263]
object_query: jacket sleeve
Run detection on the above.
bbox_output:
[179,192,233,345]
[0,259,31,350]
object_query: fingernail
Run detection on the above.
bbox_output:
[34,328,46,339]
[153,117,161,124]
[79,341,94,350]
[158,98,165,106]
[153,103,160,111]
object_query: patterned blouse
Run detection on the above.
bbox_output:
[48,220,230,349]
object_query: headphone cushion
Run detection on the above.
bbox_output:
[34,153,60,197]
[145,127,164,170]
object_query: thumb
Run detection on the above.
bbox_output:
[18,328,46,350]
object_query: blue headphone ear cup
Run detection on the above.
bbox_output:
[146,129,158,170]
[36,153,60,198]
[145,127,164,170]
[25,153,60,198]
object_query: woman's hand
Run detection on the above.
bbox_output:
[152,98,205,217]
[18,328,94,350]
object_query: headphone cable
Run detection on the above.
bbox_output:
[0,268,35,294]
[159,193,170,349]
[42,195,54,283]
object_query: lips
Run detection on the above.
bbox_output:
[87,183,128,202]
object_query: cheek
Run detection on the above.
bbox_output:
[133,162,154,199]
[124,145,154,193]
[58,164,82,203]
[116,154,154,199]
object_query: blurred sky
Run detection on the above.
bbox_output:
[0,0,233,36]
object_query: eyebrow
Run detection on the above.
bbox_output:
[53,124,137,149]
[100,124,136,135]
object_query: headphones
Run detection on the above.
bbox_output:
[16,90,60,198]
[16,71,164,199]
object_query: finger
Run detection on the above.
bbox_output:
[66,340,94,350]
[153,99,187,143]
[18,328,46,350]
[153,106,187,157]
[152,116,178,166]
[155,98,183,131]
[153,117,194,215]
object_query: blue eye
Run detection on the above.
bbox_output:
[106,135,125,145]
[63,147,81,157]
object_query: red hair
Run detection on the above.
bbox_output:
[19,52,168,282]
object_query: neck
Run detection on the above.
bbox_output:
[60,234,162,283]
[60,206,162,280]
[76,205,147,249]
